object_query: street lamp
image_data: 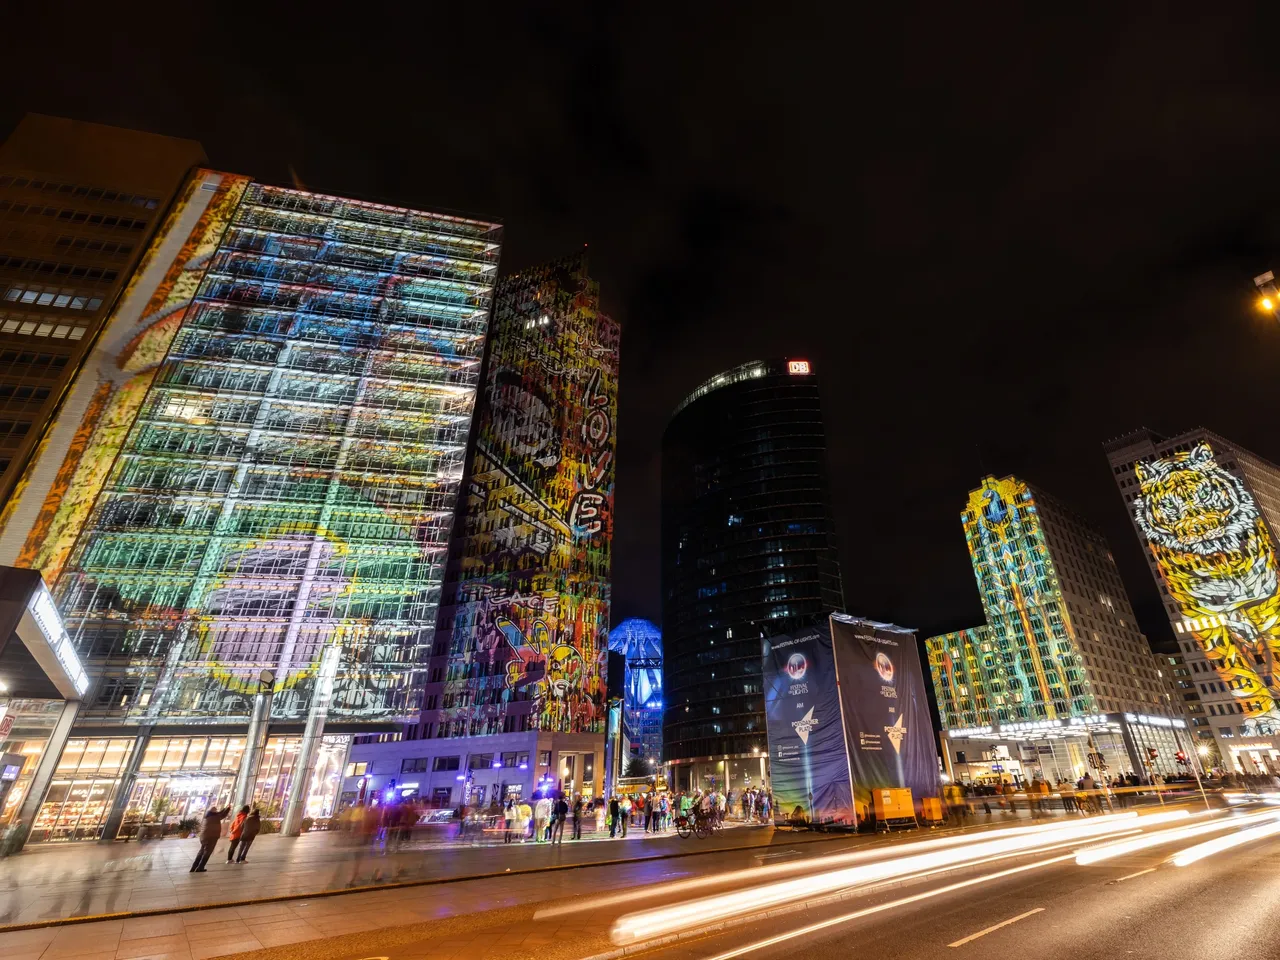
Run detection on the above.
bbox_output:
[1254,271,1278,317]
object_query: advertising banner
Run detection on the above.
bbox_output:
[762,624,854,825]
[830,615,939,819]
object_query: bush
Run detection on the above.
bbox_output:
[300,817,314,832]
[177,818,198,836]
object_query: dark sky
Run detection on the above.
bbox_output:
[7,6,1280,645]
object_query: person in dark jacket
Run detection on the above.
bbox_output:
[190,805,230,872]
[234,809,261,863]
[608,796,620,838]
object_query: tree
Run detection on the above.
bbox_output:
[623,756,651,779]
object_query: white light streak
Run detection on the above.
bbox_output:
[1170,814,1280,866]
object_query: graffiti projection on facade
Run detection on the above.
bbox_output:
[440,257,618,736]
[1134,443,1280,734]
[48,179,499,725]
[964,477,1094,722]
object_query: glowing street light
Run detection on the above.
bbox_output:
[1254,271,1279,318]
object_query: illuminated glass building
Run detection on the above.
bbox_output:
[0,169,501,839]
[338,254,619,808]
[927,476,1189,784]
[1106,428,1280,773]
[661,359,844,792]
[608,618,663,768]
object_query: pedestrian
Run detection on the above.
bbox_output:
[517,798,533,842]
[235,808,261,863]
[553,796,568,843]
[225,805,250,863]
[504,799,517,843]
[190,804,230,872]
[619,795,631,837]
[534,794,552,843]
[572,795,584,839]
[609,795,621,837]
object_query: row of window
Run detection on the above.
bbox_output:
[55,235,135,257]
[0,199,151,232]
[3,284,104,311]
[0,257,118,283]
[0,175,160,209]
[0,311,88,340]
[0,351,71,378]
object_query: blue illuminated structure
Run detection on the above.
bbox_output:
[608,618,663,764]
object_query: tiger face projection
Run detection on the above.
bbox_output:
[1135,443,1280,734]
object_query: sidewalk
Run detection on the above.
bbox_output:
[0,820,805,926]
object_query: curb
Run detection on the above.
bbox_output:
[0,830,861,934]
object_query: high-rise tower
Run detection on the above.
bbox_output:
[661,358,844,792]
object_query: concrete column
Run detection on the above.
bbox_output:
[233,681,275,810]
[281,643,341,836]
[13,699,80,851]
[98,725,151,843]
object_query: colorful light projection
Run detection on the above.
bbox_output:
[963,476,1095,721]
[1134,443,1280,734]
[436,254,618,736]
[48,179,502,724]
[925,626,995,730]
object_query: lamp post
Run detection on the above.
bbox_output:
[1254,270,1279,319]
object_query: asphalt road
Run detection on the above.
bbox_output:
[315,806,1280,960]
[627,823,1280,960]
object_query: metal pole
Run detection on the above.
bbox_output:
[281,643,341,836]
[98,725,151,843]
[1172,723,1211,811]
[233,671,275,810]
[12,699,80,852]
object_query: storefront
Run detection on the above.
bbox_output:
[942,712,1199,785]
[25,733,351,842]
[666,751,769,795]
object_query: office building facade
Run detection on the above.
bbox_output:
[661,359,844,792]
[340,255,619,808]
[0,166,502,839]
[927,475,1190,783]
[0,115,205,509]
[1106,427,1280,774]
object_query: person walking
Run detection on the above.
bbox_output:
[552,796,569,843]
[225,805,250,863]
[608,795,621,838]
[517,798,533,842]
[190,804,230,872]
[534,795,552,843]
[503,799,517,844]
[572,795,584,839]
[234,808,261,863]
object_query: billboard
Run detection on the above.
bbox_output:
[762,623,854,825]
[830,615,939,819]
[1134,442,1280,734]
[435,255,619,737]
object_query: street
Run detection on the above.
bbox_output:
[4,803,1279,960]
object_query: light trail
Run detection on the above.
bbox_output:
[688,853,1076,960]
[537,814,1145,920]
[1170,813,1280,866]
[1073,809,1243,864]
[610,812,1179,944]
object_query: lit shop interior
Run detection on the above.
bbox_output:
[941,714,1199,786]
[24,734,350,843]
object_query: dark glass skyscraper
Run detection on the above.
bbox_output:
[661,359,843,790]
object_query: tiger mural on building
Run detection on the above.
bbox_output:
[1134,442,1280,735]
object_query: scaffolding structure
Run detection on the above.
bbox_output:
[55,182,502,727]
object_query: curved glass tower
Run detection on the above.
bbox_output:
[661,359,843,791]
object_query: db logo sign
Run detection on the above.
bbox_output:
[787,360,810,375]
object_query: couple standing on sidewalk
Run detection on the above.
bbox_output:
[190,805,262,872]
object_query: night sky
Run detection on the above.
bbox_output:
[6,7,1280,646]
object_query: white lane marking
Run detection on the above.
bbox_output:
[947,908,1045,947]
[1112,868,1156,883]
[691,853,1075,960]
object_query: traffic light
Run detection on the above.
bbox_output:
[1175,751,1188,765]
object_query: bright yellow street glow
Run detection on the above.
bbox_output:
[1260,297,1274,312]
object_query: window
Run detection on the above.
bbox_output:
[538,751,551,767]
[401,757,429,773]
[3,283,103,311]
[432,756,460,771]
[344,761,368,777]
[469,753,493,771]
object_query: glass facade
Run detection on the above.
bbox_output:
[926,626,995,730]
[421,254,619,740]
[661,359,844,763]
[45,179,502,727]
